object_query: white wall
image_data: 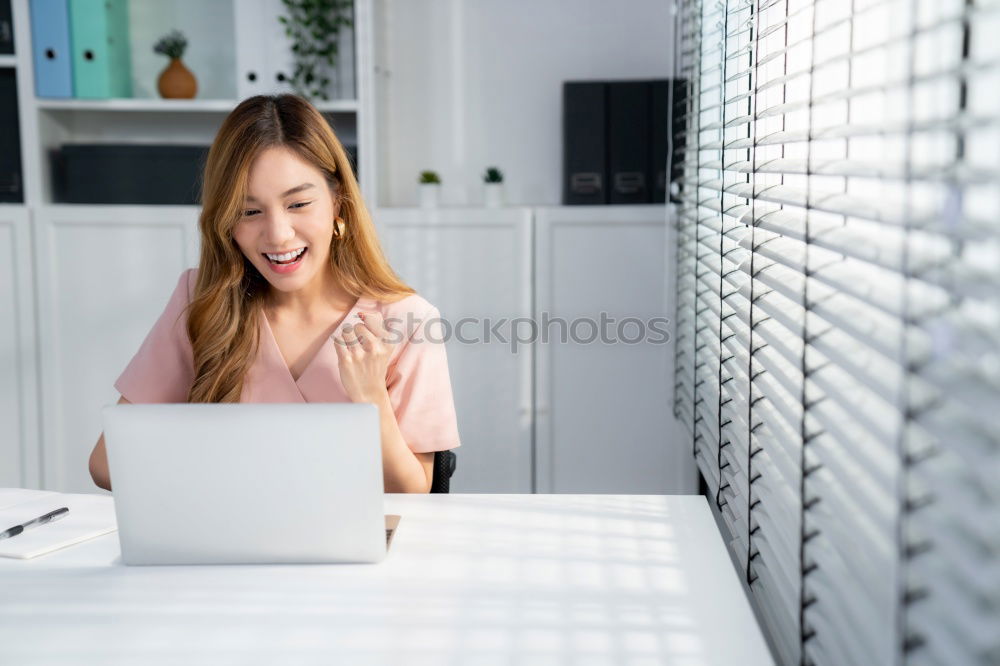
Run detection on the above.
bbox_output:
[374,0,674,207]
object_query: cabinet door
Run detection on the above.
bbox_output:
[0,206,40,488]
[535,205,694,493]
[377,208,533,493]
[33,206,199,492]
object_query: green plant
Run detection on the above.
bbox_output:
[153,30,187,60]
[483,166,503,183]
[279,0,354,101]
[419,170,441,184]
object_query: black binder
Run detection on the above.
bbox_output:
[669,78,689,204]
[608,81,650,204]
[563,81,607,205]
[0,68,22,203]
[649,78,689,204]
[0,0,12,55]
[650,80,669,204]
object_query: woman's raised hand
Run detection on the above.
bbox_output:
[333,311,397,404]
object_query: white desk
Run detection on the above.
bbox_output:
[0,494,773,665]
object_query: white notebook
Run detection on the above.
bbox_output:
[0,488,118,559]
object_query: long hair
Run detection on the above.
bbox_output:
[187,94,414,403]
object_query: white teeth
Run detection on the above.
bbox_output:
[265,248,306,262]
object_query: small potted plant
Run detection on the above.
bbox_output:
[154,29,197,99]
[418,170,441,208]
[482,166,504,207]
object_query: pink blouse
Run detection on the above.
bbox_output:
[114,269,461,453]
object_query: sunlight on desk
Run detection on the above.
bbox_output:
[0,495,771,665]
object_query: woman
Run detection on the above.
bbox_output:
[88,94,461,493]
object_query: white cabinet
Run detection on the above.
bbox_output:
[33,206,199,492]
[377,205,697,495]
[14,203,694,495]
[0,205,41,489]
[376,207,534,493]
[534,205,695,493]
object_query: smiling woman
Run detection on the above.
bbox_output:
[87,95,461,494]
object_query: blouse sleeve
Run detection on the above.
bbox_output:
[114,269,196,404]
[386,305,462,453]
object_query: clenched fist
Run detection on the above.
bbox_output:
[332,311,397,404]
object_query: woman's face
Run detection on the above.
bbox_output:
[233,145,338,294]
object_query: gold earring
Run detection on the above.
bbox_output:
[333,216,346,239]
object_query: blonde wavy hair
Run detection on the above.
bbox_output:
[187,94,414,403]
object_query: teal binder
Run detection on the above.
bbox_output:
[68,0,131,98]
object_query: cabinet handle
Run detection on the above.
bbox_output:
[45,48,56,60]
[276,72,286,82]
[247,71,257,82]
[83,49,94,61]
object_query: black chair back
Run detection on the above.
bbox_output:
[430,450,457,493]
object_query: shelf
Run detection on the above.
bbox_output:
[12,0,373,208]
[34,98,359,113]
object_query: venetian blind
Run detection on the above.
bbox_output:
[671,0,1000,664]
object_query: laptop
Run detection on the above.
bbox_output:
[102,403,390,565]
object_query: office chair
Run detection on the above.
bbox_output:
[430,450,457,493]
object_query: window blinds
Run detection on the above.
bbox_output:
[671,0,1000,664]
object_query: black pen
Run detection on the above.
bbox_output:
[0,507,70,540]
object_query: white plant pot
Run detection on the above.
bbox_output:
[419,183,440,208]
[483,182,504,207]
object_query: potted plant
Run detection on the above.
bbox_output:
[153,30,197,99]
[482,166,504,207]
[419,170,441,208]
[279,0,354,101]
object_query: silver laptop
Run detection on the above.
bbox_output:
[102,403,388,565]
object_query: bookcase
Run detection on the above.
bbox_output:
[11,0,374,207]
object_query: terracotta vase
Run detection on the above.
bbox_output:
[157,58,198,99]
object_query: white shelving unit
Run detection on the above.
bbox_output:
[10,0,375,207]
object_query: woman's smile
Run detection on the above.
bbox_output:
[264,246,308,273]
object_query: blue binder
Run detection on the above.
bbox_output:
[30,0,73,98]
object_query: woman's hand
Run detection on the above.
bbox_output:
[333,311,397,404]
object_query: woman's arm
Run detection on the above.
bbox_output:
[89,396,131,491]
[371,391,436,493]
[335,314,434,493]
